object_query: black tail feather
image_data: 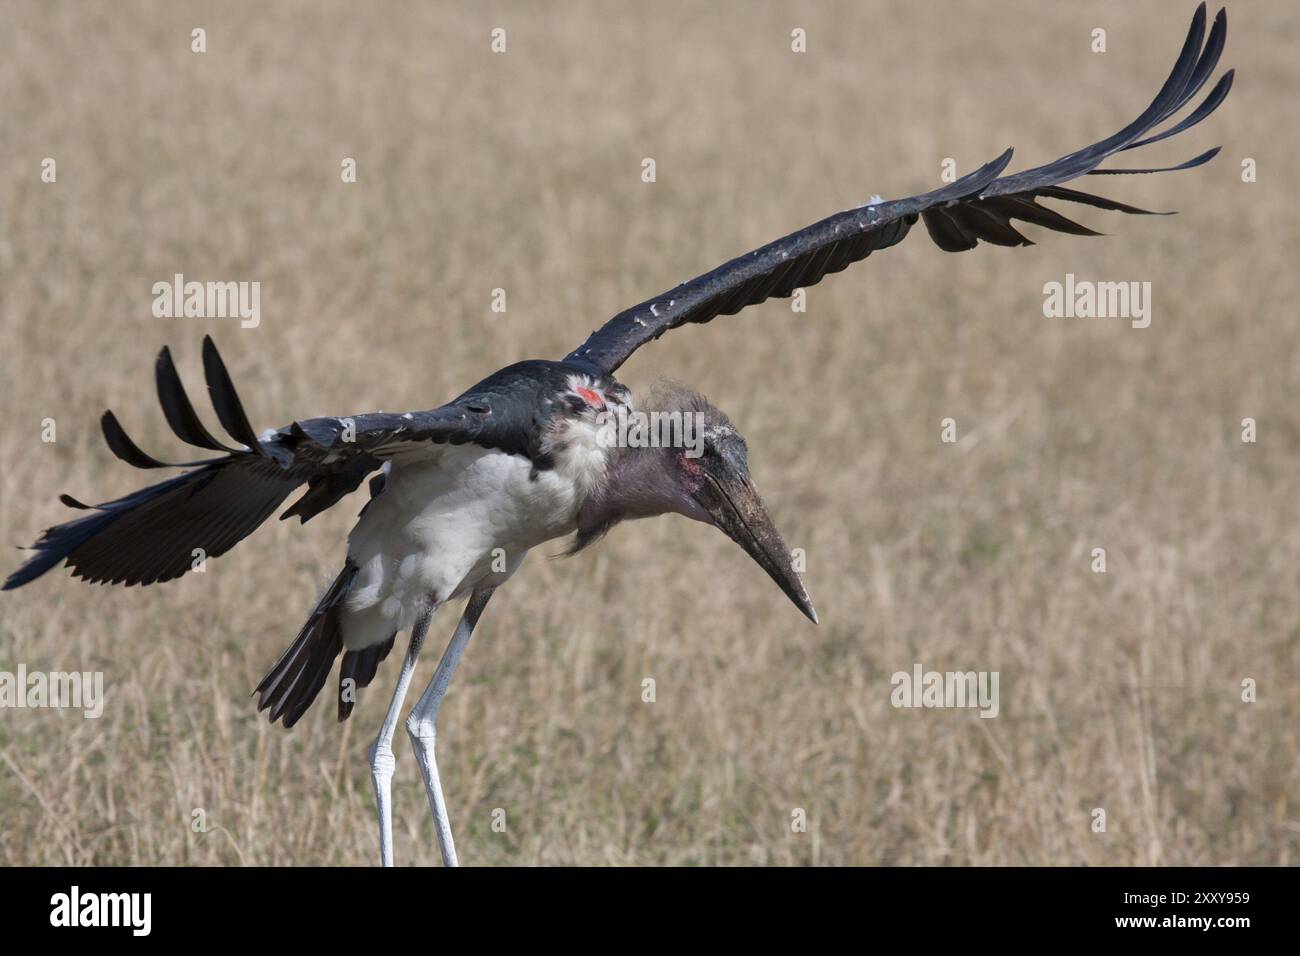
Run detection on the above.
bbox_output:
[255,563,358,728]
[337,634,396,722]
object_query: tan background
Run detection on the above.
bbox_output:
[0,0,1296,865]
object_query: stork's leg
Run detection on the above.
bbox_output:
[405,586,496,867]
[369,595,436,867]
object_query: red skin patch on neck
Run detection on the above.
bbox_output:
[575,387,606,409]
[678,451,704,490]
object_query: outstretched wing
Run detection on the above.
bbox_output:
[565,4,1232,375]
[3,337,532,589]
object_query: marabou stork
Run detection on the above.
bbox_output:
[5,6,1231,866]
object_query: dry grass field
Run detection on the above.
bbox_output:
[0,0,1297,866]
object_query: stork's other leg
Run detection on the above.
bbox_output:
[405,586,496,867]
[369,595,436,867]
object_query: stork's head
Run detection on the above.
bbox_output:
[573,381,818,624]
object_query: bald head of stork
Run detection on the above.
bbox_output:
[568,379,818,624]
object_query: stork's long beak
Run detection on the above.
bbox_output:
[692,465,819,624]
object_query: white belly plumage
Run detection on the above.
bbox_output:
[338,442,592,650]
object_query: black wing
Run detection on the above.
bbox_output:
[3,339,564,589]
[565,4,1232,375]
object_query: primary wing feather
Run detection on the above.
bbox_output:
[2,342,551,589]
[566,5,1231,375]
